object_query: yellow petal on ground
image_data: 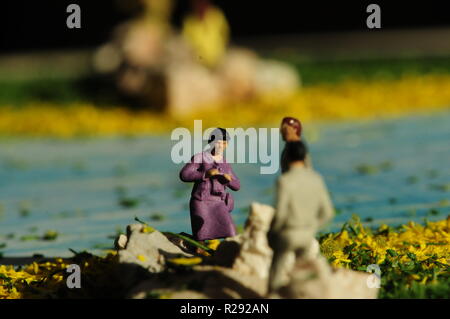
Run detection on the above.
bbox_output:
[206,239,221,250]
[142,226,156,233]
[136,255,147,262]
[167,257,203,266]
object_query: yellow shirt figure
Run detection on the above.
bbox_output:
[182,6,230,68]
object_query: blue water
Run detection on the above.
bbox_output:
[0,111,449,257]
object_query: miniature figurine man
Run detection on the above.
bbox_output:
[180,128,240,241]
[280,117,312,173]
[268,141,334,293]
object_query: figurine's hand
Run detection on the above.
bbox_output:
[206,168,220,178]
[222,174,232,182]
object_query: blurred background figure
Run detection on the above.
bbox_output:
[182,0,229,69]
[93,0,300,115]
[93,0,175,110]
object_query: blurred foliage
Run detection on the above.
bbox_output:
[0,73,450,137]
[269,54,450,86]
[1,55,450,106]
[0,75,121,106]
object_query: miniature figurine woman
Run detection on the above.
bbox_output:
[180,128,240,241]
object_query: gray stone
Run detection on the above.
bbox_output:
[115,224,192,287]
[118,224,191,272]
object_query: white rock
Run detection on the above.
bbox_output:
[166,61,222,116]
[117,224,192,274]
[254,59,301,94]
[213,202,275,279]
[115,234,128,250]
[218,48,259,100]
[277,255,379,299]
[231,202,275,279]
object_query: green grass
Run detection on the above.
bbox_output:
[381,279,450,299]
[0,75,121,106]
[0,78,82,105]
[268,54,450,86]
[2,55,450,105]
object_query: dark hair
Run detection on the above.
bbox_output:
[208,127,230,144]
[284,141,307,163]
[281,117,302,136]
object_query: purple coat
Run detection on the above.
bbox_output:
[180,152,240,240]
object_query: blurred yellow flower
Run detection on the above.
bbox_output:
[321,216,450,271]
[1,74,450,138]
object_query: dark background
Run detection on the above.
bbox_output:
[0,0,449,53]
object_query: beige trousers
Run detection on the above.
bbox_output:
[268,233,319,293]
